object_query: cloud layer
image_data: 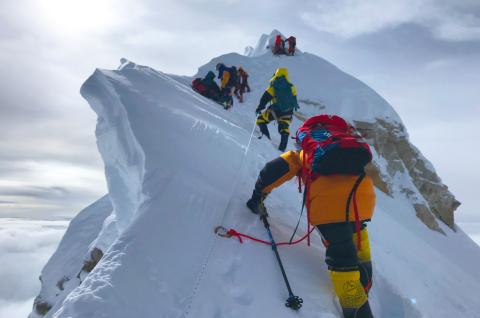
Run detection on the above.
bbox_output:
[300,0,480,41]
[0,218,68,318]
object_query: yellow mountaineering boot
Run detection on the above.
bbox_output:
[330,270,373,318]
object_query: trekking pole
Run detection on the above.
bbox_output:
[260,215,303,310]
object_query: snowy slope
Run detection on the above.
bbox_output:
[31,32,480,318]
[31,196,112,317]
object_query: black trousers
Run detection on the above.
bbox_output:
[317,222,372,292]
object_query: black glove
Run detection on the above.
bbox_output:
[255,105,263,115]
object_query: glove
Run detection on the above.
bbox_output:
[255,105,263,115]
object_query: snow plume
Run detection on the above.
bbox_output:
[32,32,480,317]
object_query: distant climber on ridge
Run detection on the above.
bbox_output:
[234,66,251,103]
[191,71,221,102]
[216,63,238,109]
[246,114,376,318]
[286,36,296,56]
[272,34,296,56]
[272,34,286,55]
[255,67,298,151]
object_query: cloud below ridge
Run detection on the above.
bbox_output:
[0,219,68,317]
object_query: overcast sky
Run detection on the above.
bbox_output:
[0,0,479,229]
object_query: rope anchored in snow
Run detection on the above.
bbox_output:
[183,119,258,318]
[213,117,304,311]
[214,217,307,311]
[214,225,315,246]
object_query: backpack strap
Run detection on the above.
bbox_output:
[345,172,366,250]
[289,185,307,244]
[345,172,366,222]
[301,150,312,246]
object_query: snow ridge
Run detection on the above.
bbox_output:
[31,32,479,318]
[80,68,147,252]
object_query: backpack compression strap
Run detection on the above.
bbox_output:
[345,172,366,250]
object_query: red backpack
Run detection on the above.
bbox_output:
[296,114,372,177]
[293,115,372,246]
[192,78,207,96]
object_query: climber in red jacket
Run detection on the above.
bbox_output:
[272,35,286,55]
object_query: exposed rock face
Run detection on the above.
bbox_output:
[28,196,112,318]
[365,162,390,196]
[31,248,106,317]
[33,300,52,316]
[354,119,460,232]
[80,247,104,274]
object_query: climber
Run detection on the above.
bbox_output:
[234,67,251,103]
[286,36,296,56]
[192,71,221,102]
[216,63,238,109]
[246,114,375,318]
[272,34,286,55]
[255,67,298,151]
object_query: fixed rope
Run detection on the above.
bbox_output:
[182,118,257,318]
[215,225,315,246]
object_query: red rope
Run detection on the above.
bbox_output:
[226,226,316,246]
[364,279,372,294]
[353,189,362,250]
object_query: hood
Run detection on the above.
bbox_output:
[205,71,215,80]
[270,67,289,83]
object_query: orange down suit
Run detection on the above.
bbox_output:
[260,150,376,225]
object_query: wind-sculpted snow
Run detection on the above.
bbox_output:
[30,196,112,317]
[32,32,480,318]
